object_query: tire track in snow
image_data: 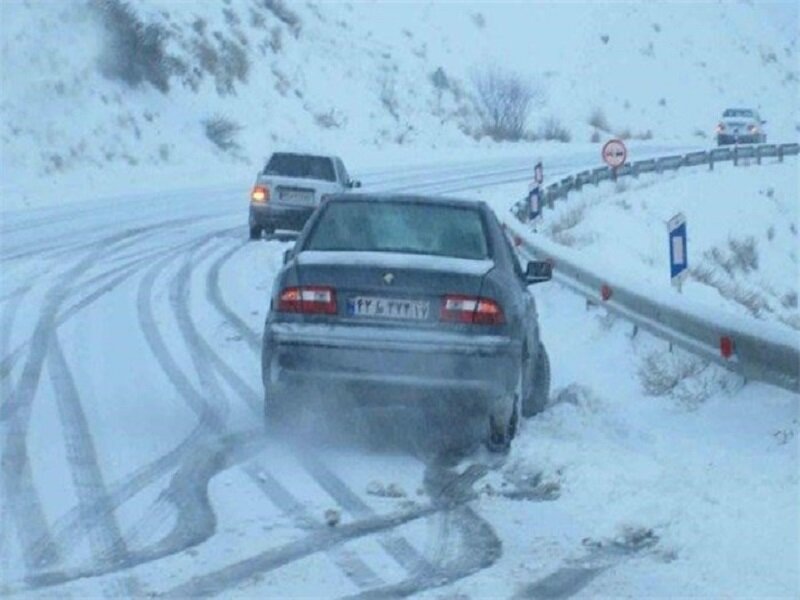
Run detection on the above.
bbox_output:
[171,238,385,590]
[8,228,250,591]
[0,225,166,573]
[161,502,442,598]
[0,228,156,576]
[46,334,141,597]
[4,222,227,581]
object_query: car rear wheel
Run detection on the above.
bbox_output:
[249,226,262,240]
[522,344,550,417]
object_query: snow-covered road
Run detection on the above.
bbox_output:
[1,145,797,598]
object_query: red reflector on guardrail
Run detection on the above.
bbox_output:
[513,235,523,247]
[720,336,735,359]
[601,284,613,301]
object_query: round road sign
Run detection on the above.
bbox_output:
[602,139,627,168]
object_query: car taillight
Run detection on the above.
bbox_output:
[251,185,269,203]
[440,295,504,325]
[716,123,725,133]
[278,286,337,314]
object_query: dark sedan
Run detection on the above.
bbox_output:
[261,194,551,451]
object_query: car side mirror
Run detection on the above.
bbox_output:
[525,261,552,284]
[283,249,293,265]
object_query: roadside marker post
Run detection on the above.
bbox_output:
[534,161,544,185]
[527,184,542,223]
[668,212,688,293]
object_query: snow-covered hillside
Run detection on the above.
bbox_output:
[494,159,799,329]
[1,0,797,210]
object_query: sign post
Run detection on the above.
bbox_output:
[534,161,543,186]
[526,161,544,224]
[602,139,627,179]
[668,213,688,292]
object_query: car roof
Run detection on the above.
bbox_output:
[323,193,489,211]
[269,150,340,160]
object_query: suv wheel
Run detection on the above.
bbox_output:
[249,226,262,240]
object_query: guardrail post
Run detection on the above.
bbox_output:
[709,154,714,171]
[778,145,784,162]
[733,146,738,166]
[756,145,762,165]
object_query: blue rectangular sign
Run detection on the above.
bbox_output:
[668,214,687,283]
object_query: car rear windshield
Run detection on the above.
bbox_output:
[263,154,336,182]
[304,200,490,260]
[723,109,755,118]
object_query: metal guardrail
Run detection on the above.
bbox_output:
[507,143,800,393]
[512,142,800,221]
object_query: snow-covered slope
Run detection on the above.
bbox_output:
[1,0,797,210]
[495,159,799,329]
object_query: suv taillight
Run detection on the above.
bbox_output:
[251,185,269,203]
[440,295,504,325]
[278,286,337,314]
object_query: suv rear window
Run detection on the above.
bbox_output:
[264,153,336,182]
[305,200,489,260]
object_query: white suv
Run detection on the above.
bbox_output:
[716,108,767,146]
[248,152,360,239]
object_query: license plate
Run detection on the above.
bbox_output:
[280,189,314,204]
[347,296,430,320]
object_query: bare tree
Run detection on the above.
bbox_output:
[472,66,538,141]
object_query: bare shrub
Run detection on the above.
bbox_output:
[263,0,302,37]
[615,128,632,140]
[538,117,571,142]
[690,265,769,317]
[91,0,182,93]
[639,350,740,407]
[269,26,283,52]
[703,237,759,276]
[430,67,449,92]
[471,13,486,28]
[782,291,798,309]
[638,351,707,396]
[379,75,400,120]
[203,116,241,152]
[590,130,601,143]
[589,108,610,132]
[727,237,759,273]
[314,110,343,129]
[472,66,538,141]
[546,203,594,246]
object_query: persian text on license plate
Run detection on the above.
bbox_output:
[280,189,314,204]
[347,296,430,320]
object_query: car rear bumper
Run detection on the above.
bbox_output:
[250,203,315,231]
[263,322,521,412]
[717,134,762,145]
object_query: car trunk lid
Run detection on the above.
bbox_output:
[293,250,494,327]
